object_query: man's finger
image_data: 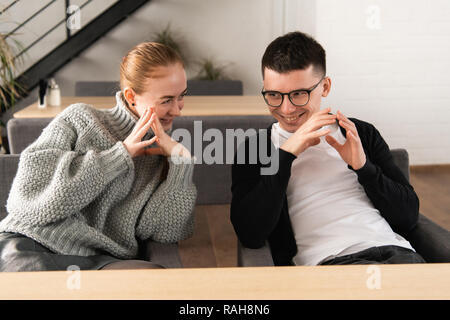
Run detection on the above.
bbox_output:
[337,111,357,129]
[338,119,358,137]
[310,128,331,139]
[347,130,361,146]
[325,135,342,150]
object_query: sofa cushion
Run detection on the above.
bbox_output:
[0,155,20,221]
[7,118,52,154]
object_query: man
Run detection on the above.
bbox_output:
[230,31,425,266]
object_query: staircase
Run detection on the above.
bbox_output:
[1,0,151,105]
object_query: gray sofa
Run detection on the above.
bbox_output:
[3,116,450,268]
[2,115,274,268]
[238,148,450,266]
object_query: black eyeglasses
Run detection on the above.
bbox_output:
[261,76,325,108]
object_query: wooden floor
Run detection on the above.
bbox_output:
[178,166,450,268]
[409,165,450,231]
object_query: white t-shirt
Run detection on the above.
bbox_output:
[271,121,414,266]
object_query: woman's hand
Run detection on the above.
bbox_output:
[147,107,191,158]
[123,108,159,158]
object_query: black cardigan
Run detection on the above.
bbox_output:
[230,118,420,266]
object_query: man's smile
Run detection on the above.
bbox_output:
[279,112,306,124]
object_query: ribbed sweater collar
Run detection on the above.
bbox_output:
[106,91,176,142]
[106,91,155,140]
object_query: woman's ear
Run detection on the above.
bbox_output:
[322,76,332,97]
[123,87,136,106]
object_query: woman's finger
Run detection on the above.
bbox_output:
[137,135,158,149]
[152,112,165,133]
[133,108,152,133]
[149,113,160,133]
[135,114,154,140]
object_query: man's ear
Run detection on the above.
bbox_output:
[322,77,332,97]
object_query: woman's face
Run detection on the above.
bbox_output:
[124,62,187,131]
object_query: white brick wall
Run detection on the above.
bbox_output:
[313,0,450,165]
[2,0,449,164]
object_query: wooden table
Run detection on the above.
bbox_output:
[13,96,270,118]
[0,264,449,300]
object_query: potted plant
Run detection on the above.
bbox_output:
[150,23,242,95]
[188,58,243,95]
[150,23,188,67]
[0,32,26,153]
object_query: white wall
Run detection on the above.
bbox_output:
[54,0,276,96]
[311,0,450,165]
[3,0,449,164]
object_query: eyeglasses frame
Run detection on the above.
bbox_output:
[261,76,326,108]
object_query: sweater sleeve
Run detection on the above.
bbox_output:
[349,121,420,234]
[6,117,134,226]
[135,155,197,243]
[230,135,296,248]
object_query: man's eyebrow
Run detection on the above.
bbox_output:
[159,88,188,99]
[264,84,316,92]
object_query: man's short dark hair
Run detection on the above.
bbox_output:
[261,31,326,78]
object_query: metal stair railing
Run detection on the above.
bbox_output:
[0,0,151,105]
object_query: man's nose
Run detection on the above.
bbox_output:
[280,96,297,114]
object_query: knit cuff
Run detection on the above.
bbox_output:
[166,155,196,188]
[348,159,377,184]
[97,141,134,183]
[279,148,297,172]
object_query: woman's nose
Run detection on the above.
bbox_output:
[170,101,182,117]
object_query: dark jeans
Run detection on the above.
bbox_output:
[0,232,164,272]
[319,245,426,265]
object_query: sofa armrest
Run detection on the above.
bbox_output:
[138,240,183,268]
[406,213,450,263]
[237,241,274,267]
[0,154,20,221]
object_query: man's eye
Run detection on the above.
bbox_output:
[162,99,172,104]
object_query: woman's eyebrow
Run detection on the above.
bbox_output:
[159,88,188,99]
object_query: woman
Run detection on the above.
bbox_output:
[0,42,197,271]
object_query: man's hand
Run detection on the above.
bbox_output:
[325,110,366,170]
[280,107,337,156]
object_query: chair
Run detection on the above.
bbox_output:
[75,81,120,96]
[237,149,450,266]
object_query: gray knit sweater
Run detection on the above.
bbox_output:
[0,92,197,259]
